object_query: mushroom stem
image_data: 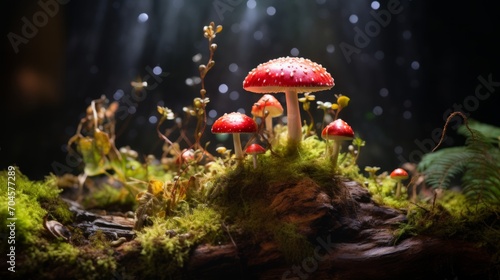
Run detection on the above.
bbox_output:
[252,155,257,169]
[232,133,243,160]
[395,181,402,198]
[285,89,302,145]
[265,116,273,137]
[331,140,341,170]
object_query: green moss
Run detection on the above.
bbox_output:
[272,222,314,262]
[395,191,500,259]
[210,136,342,204]
[0,169,72,249]
[364,172,409,209]
[134,204,223,277]
[0,169,118,279]
[21,238,117,280]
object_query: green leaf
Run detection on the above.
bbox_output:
[76,137,107,176]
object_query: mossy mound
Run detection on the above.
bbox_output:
[206,137,355,263]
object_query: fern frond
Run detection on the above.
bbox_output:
[462,139,500,205]
[419,125,500,207]
[459,120,500,146]
[418,146,475,189]
[418,125,500,205]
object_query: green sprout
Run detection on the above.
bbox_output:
[350,136,365,165]
[316,100,333,131]
[364,166,380,181]
[298,92,316,137]
[316,94,351,131]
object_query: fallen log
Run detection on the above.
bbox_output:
[181,180,494,280]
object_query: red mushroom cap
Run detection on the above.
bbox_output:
[251,94,284,118]
[321,119,354,141]
[211,112,257,134]
[245,143,266,155]
[243,57,334,93]
[390,168,409,180]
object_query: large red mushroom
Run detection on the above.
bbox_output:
[211,112,257,160]
[321,119,354,170]
[243,57,334,146]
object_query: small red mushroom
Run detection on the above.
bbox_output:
[245,143,266,169]
[211,112,257,160]
[175,149,195,167]
[390,168,409,198]
[321,119,354,170]
[251,94,284,137]
[243,57,334,146]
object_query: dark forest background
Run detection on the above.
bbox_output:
[2,0,499,180]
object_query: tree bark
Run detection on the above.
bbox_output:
[181,180,494,280]
[103,178,495,279]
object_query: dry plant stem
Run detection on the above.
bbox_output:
[157,119,174,146]
[334,107,342,120]
[285,89,302,144]
[432,111,474,152]
[408,175,420,203]
[194,32,216,149]
[221,221,239,259]
[67,122,84,156]
[90,98,122,162]
[194,113,205,150]
[91,100,99,129]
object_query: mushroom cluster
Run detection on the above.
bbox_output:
[211,57,339,167]
[243,57,334,146]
